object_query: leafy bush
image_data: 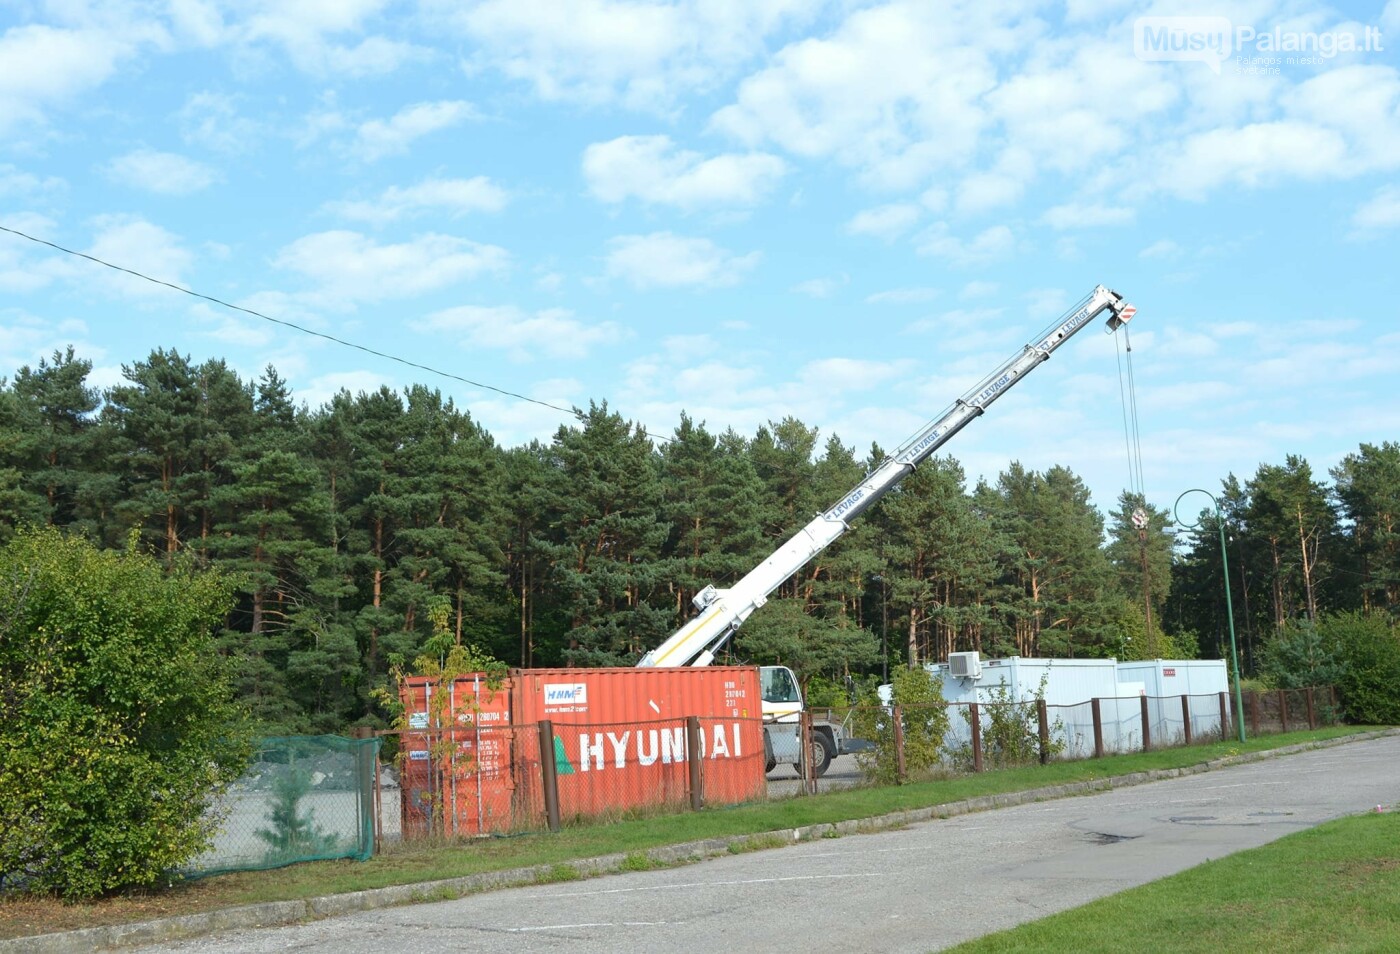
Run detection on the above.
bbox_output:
[1262,612,1400,725]
[1324,612,1400,725]
[0,528,251,898]
[952,677,1061,770]
[852,666,949,784]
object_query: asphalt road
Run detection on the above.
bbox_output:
[138,735,1400,954]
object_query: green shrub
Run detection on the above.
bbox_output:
[852,666,949,784]
[1325,612,1400,725]
[1261,618,1346,690]
[0,528,251,898]
[255,768,342,864]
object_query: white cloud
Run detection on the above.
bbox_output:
[1024,287,1068,320]
[916,223,1015,266]
[178,91,263,153]
[796,357,912,391]
[327,177,510,224]
[451,0,806,111]
[1041,202,1133,230]
[415,305,624,361]
[104,149,220,195]
[960,280,998,300]
[1156,122,1350,199]
[0,164,65,198]
[1351,185,1400,234]
[1139,239,1182,260]
[604,232,760,289]
[0,216,67,292]
[85,216,194,299]
[955,146,1034,215]
[583,135,786,209]
[274,231,509,304]
[354,100,479,161]
[845,203,921,240]
[191,304,276,348]
[792,275,846,298]
[235,2,426,77]
[0,23,148,133]
[711,3,1015,189]
[295,369,397,411]
[866,287,939,305]
[907,307,1005,337]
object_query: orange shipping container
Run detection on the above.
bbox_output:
[399,666,766,833]
[512,667,766,817]
[399,674,519,837]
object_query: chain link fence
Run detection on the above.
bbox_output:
[190,687,1342,865]
[798,686,1341,794]
[186,735,379,877]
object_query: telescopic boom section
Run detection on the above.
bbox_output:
[637,284,1137,669]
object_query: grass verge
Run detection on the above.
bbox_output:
[947,808,1400,953]
[0,725,1374,941]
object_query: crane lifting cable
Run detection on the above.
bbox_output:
[1115,325,1147,501]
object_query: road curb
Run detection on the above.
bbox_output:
[7,728,1394,953]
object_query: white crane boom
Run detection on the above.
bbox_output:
[638,284,1137,670]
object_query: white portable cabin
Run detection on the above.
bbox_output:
[884,654,1231,758]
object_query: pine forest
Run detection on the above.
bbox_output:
[5,346,1396,734]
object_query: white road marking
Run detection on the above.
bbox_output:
[506,921,668,932]
[535,872,884,898]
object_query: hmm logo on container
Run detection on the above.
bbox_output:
[544,683,588,709]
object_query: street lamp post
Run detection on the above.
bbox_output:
[1174,488,1247,743]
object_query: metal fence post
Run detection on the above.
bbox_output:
[1305,687,1317,729]
[1140,695,1152,751]
[892,705,906,783]
[1091,698,1104,758]
[687,716,705,809]
[969,702,983,772]
[1278,689,1289,733]
[1037,700,1050,765]
[1180,695,1193,745]
[804,711,820,795]
[537,719,561,833]
[1218,692,1229,742]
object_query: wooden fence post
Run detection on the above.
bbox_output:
[1218,692,1229,742]
[1278,690,1289,733]
[1140,695,1151,751]
[1181,695,1193,745]
[1305,688,1317,730]
[1037,700,1050,765]
[1249,691,1261,737]
[892,705,906,783]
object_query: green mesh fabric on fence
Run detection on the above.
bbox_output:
[185,735,380,877]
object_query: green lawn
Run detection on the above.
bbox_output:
[0,726,1379,941]
[948,809,1400,953]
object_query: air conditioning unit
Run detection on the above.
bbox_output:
[948,651,982,680]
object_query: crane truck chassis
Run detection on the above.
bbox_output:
[638,285,1138,777]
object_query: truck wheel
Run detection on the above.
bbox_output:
[765,757,777,774]
[797,731,833,778]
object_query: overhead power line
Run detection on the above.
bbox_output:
[0,223,670,438]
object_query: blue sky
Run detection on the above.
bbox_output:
[2,0,1398,520]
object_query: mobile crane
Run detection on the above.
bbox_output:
[638,285,1138,776]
